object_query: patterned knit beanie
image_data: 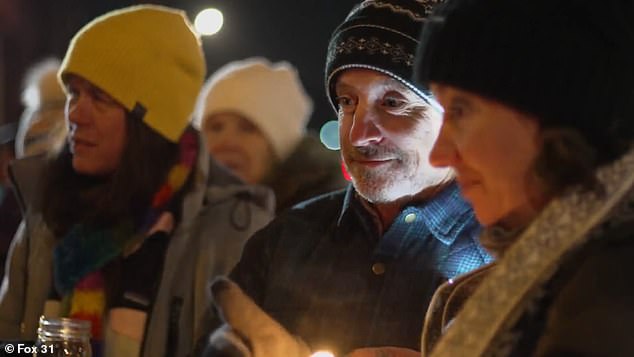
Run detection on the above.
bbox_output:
[59,5,206,143]
[325,0,444,111]
[416,0,634,166]
[196,58,313,161]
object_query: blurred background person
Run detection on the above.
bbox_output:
[196,58,347,213]
[0,57,66,281]
[0,5,273,357]
[14,57,67,159]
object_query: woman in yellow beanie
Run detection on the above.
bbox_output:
[196,57,347,213]
[0,5,273,357]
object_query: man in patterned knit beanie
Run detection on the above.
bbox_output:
[201,1,491,356]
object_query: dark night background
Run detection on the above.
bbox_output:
[0,0,360,133]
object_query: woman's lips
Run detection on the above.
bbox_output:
[213,151,248,172]
[71,138,96,153]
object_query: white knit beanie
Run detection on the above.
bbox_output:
[16,57,68,158]
[195,57,313,161]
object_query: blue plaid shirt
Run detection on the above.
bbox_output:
[231,182,492,354]
[370,184,492,279]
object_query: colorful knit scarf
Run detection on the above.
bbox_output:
[51,127,198,343]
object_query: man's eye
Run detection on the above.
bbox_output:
[335,96,352,106]
[335,95,356,114]
[383,97,406,108]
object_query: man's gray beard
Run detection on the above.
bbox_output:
[346,145,449,203]
[354,181,396,203]
[351,165,417,203]
[352,163,451,204]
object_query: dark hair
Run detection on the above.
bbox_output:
[531,128,603,198]
[41,113,181,237]
[477,126,609,256]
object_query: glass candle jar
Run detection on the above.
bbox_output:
[35,316,92,357]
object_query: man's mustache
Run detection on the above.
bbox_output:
[348,144,404,161]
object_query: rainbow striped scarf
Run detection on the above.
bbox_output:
[51,127,198,343]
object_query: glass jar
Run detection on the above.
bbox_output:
[35,316,92,357]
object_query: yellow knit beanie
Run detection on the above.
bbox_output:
[59,5,206,142]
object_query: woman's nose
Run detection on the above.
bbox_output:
[66,94,91,126]
[429,123,458,168]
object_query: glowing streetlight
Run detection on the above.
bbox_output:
[194,8,224,36]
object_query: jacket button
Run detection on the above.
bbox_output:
[404,213,416,223]
[372,262,386,275]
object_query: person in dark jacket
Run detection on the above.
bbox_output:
[413,0,634,356]
[201,1,491,356]
[195,58,347,213]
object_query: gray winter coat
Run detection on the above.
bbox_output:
[0,149,274,357]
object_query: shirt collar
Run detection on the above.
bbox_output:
[337,184,360,227]
[336,184,380,241]
[417,182,479,245]
[337,182,478,245]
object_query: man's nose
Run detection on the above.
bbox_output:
[348,103,382,147]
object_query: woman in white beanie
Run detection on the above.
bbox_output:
[15,57,67,159]
[0,58,67,283]
[196,57,347,213]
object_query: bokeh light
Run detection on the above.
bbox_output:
[194,8,224,36]
[319,120,340,150]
